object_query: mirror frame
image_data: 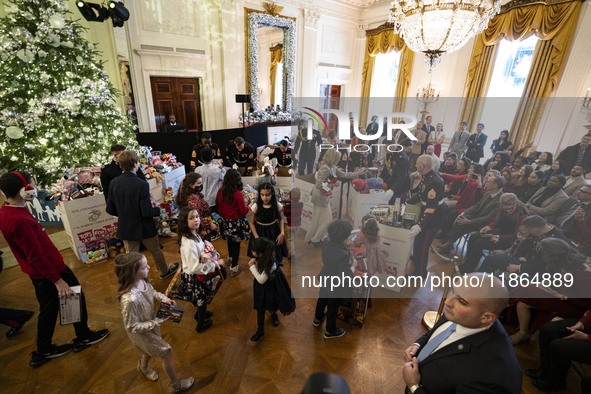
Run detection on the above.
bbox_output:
[246,11,296,112]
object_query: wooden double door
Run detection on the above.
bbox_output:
[150,76,203,132]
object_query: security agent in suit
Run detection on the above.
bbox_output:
[161,114,187,133]
[407,155,445,278]
[190,132,222,170]
[106,150,178,279]
[100,144,146,203]
[403,273,522,394]
[294,119,323,175]
[465,123,488,163]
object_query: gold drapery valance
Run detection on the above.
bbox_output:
[269,44,283,106]
[360,23,414,128]
[459,0,582,151]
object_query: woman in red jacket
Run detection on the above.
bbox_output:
[215,169,251,276]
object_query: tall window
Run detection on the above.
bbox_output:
[368,51,400,129]
[480,35,537,158]
[370,51,400,97]
[487,35,537,97]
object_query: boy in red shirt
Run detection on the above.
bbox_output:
[0,171,109,367]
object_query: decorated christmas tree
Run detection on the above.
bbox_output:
[0,0,137,187]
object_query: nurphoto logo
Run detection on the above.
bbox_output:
[296,107,418,153]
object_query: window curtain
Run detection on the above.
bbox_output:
[269,44,283,106]
[459,0,582,151]
[360,23,414,128]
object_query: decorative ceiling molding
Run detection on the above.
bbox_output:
[304,8,320,28]
[500,0,582,13]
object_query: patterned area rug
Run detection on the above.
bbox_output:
[1,231,70,270]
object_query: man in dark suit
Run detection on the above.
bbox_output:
[100,144,146,203]
[420,116,436,154]
[402,272,522,393]
[162,114,187,133]
[465,123,488,163]
[106,150,178,279]
[556,133,591,172]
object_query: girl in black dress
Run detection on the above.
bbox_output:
[247,237,295,341]
[247,183,288,265]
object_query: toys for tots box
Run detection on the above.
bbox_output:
[57,194,119,264]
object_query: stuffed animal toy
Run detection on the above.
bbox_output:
[163,187,173,203]
[351,178,393,204]
[351,178,387,194]
[321,175,338,196]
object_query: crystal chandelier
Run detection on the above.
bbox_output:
[389,0,501,69]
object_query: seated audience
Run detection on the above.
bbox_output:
[533,151,553,173]
[526,175,569,224]
[485,151,510,173]
[505,165,532,195]
[542,159,567,186]
[478,215,569,275]
[460,193,529,273]
[556,184,591,256]
[438,152,458,175]
[563,164,587,196]
[444,157,470,197]
[425,145,440,171]
[509,156,526,179]
[437,174,504,254]
[508,238,591,345]
[517,170,544,203]
[440,163,482,213]
[525,308,591,391]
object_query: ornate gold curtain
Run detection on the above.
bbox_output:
[269,44,283,105]
[360,23,414,127]
[459,0,582,151]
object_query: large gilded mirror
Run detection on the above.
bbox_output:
[246,11,296,112]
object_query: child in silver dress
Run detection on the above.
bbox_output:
[115,252,194,392]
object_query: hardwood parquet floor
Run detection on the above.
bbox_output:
[0,231,582,393]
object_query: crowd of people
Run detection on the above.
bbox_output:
[2,122,591,392]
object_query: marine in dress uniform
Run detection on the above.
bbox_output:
[225,137,257,175]
[190,133,222,170]
[407,156,445,278]
[267,140,292,176]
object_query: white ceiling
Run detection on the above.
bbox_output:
[333,0,388,8]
